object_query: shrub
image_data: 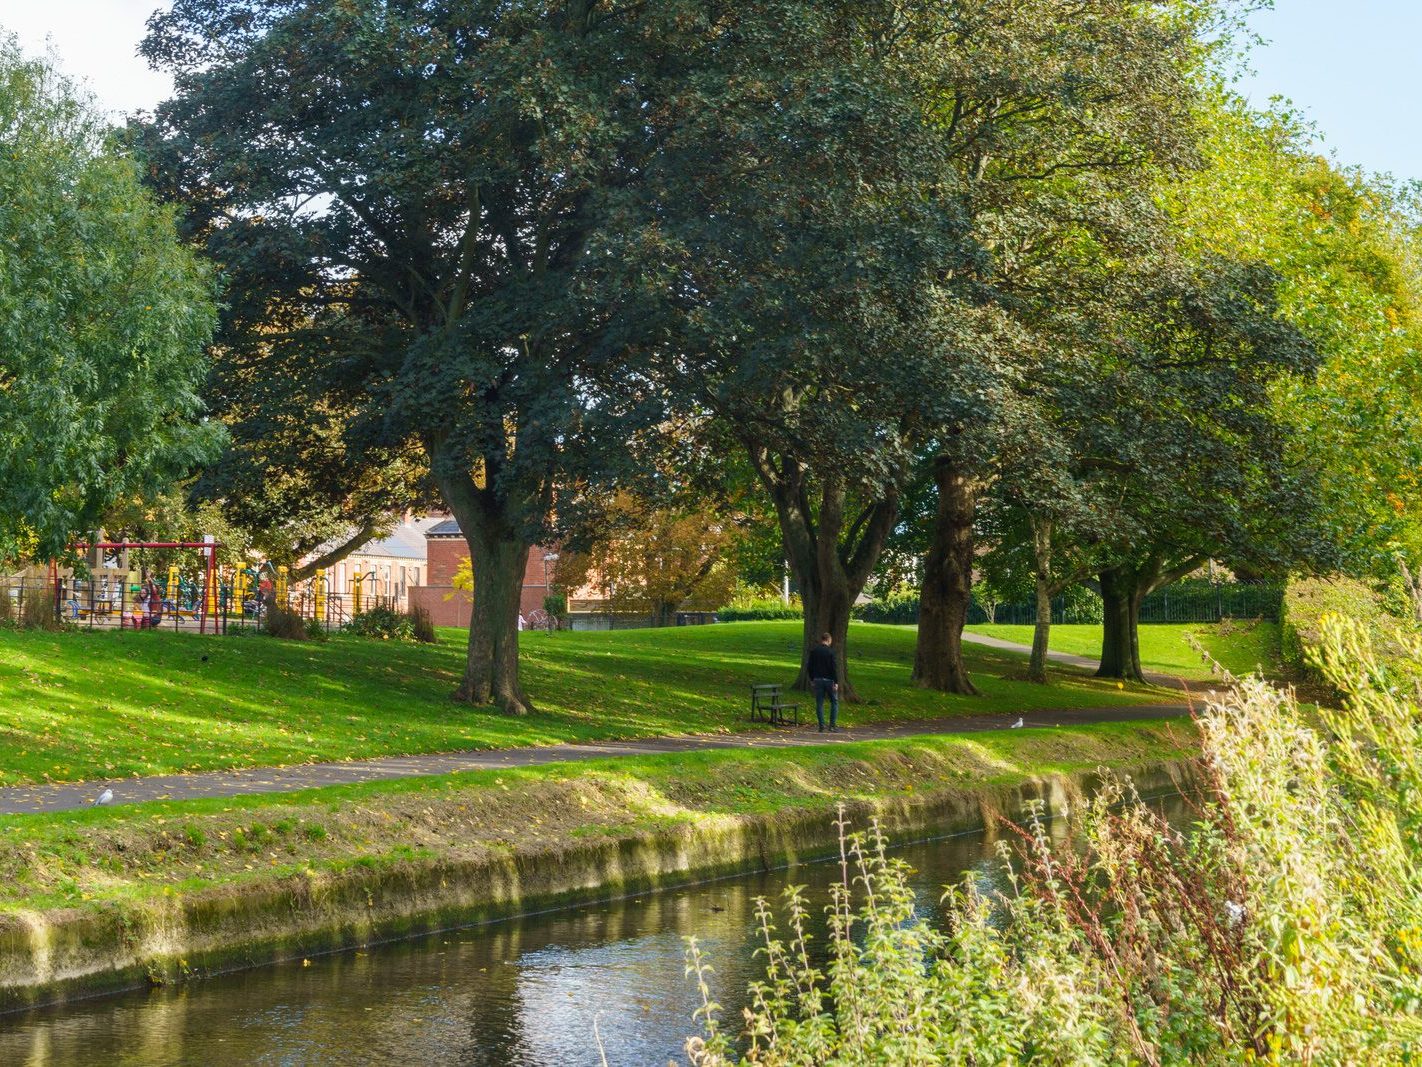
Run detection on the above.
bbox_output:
[687,617,1422,1064]
[263,604,308,640]
[343,605,437,643]
[1279,575,1408,679]
[853,587,920,624]
[543,592,568,620]
[718,597,800,622]
[342,606,413,641]
[409,605,437,644]
[0,585,14,626]
[19,585,59,631]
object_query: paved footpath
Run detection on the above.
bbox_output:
[0,634,1199,816]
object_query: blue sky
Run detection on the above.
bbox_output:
[1240,1,1422,180]
[2,2,1419,180]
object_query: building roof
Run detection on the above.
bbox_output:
[426,518,463,538]
[310,515,448,563]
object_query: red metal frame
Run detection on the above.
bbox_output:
[65,541,222,634]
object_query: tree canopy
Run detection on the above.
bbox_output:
[0,39,219,562]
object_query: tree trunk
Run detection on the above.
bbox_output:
[1096,567,1144,682]
[1029,579,1053,683]
[749,451,897,704]
[794,570,855,695]
[913,459,978,695]
[1027,517,1053,684]
[456,530,532,714]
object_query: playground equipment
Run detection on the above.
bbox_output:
[60,540,223,633]
[43,543,402,637]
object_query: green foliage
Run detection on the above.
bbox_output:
[1172,99,1422,576]
[341,607,415,643]
[1280,575,1409,678]
[692,618,1422,1063]
[542,594,568,621]
[0,40,220,561]
[853,589,921,625]
[718,596,801,622]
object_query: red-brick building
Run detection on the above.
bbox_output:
[407,518,563,628]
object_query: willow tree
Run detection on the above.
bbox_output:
[140,0,705,712]
[0,39,218,561]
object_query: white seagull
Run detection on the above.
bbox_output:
[92,788,114,806]
[1010,717,1024,729]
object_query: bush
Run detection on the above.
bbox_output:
[263,604,308,640]
[688,617,1422,1064]
[0,586,14,626]
[718,596,800,622]
[409,605,437,644]
[1280,575,1408,679]
[343,605,437,643]
[543,592,568,620]
[342,606,413,641]
[853,587,920,624]
[19,585,59,631]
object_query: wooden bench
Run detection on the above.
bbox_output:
[750,683,801,726]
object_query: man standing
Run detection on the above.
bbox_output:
[807,632,840,733]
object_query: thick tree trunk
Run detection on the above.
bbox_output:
[793,570,855,695]
[913,459,978,695]
[1096,567,1144,682]
[457,531,532,714]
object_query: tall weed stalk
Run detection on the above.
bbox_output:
[687,616,1422,1064]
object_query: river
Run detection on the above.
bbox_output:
[0,795,1186,1066]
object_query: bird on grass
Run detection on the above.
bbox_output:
[92,788,113,806]
[1010,717,1024,729]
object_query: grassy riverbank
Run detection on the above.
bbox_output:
[0,723,1198,1009]
[0,719,1195,912]
[0,622,1180,785]
[967,620,1281,681]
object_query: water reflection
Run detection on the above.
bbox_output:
[0,799,1181,1066]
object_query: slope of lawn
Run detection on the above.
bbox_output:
[0,621,1180,786]
[0,719,1196,912]
[967,621,1281,682]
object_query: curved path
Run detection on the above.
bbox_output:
[0,636,1195,816]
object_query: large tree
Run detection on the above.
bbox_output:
[140,0,704,712]
[628,1,984,697]
[901,0,1210,693]
[0,39,219,562]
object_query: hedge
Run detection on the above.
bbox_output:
[1280,575,1409,680]
[718,598,801,622]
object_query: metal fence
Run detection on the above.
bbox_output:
[566,611,719,632]
[972,581,1282,626]
[0,574,400,635]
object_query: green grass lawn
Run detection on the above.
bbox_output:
[966,621,1281,681]
[0,621,1179,786]
[0,719,1195,912]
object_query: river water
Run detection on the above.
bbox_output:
[0,796,1185,1066]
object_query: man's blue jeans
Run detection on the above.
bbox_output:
[813,678,838,730]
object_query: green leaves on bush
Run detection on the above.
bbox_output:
[717,598,801,622]
[342,607,437,644]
